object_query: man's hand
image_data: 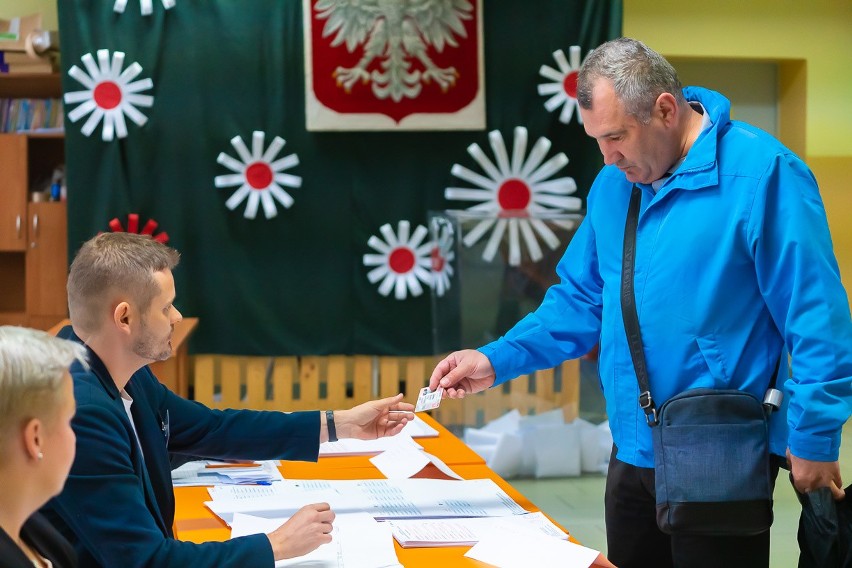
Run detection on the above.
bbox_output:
[334,393,415,441]
[787,449,845,500]
[267,503,335,560]
[428,349,496,399]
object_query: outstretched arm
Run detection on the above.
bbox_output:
[326,393,415,441]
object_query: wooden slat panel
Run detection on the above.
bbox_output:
[352,356,373,402]
[245,358,268,410]
[325,355,348,409]
[272,357,297,409]
[299,356,322,410]
[193,355,215,407]
[187,355,587,430]
[404,357,429,401]
[378,356,399,398]
[560,359,580,421]
[535,368,555,414]
[219,357,242,410]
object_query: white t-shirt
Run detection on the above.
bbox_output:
[121,389,145,460]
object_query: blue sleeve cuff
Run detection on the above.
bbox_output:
[787,428,841,462]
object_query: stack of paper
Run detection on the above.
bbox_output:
[171,460,284,487]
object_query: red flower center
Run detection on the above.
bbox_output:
[245,162,273,190]
[563,71,578,99]
[497,178,531,211]
[93,81,122,110]
[430,248,445,272]
[389,247,416,274]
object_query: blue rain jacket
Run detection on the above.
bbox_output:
[480,86,852,468]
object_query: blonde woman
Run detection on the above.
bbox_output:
[0,326,86,568]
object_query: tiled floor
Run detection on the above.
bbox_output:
[512,422,852,567]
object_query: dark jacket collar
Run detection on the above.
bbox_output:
[58,325,121,401]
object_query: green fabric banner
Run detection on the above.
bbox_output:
[58,1,621,355]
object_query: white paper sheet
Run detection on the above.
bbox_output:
[386,511,567,547]
[465,526,612,568]
[401,415,439,438]
[319,433,422,456]
[369,447,462,480]
[230,512,402,568]
[206,478,526,524]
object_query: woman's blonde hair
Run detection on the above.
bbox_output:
[0,326,88,450]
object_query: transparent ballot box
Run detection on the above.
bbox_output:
[427,210,611,479]
[428,209,583,354]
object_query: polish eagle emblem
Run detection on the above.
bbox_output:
[314,0,475,102]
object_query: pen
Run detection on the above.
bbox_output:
[388,410,413,413]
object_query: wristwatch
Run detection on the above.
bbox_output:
[325,409,338,442]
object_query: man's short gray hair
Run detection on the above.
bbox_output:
[67,232,180,335]
[0,326,88,450]
[577,37,686,123]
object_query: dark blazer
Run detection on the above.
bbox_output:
[42,327,321,568]
[0,512,77,568]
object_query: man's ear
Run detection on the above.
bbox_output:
[113,301,133,335]
[655,92,679,126]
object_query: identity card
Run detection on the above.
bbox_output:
[415,386,444,412]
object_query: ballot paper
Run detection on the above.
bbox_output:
[319,432,422,456]
[171,460,284,487]
[400,415,439,438]
[205,478,526,524]
[230,512,402,568]
[465,525,616,568]
[386,511,567,548]
[369,446,462,480]
[415,386,443,412]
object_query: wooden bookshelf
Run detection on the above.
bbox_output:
[0,73,67,330]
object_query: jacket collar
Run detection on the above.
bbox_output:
[637,86,731,195]
[58,325,120,400]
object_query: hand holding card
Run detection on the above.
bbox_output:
[415,386,444,412]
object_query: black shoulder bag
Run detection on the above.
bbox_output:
[621,186,781,536]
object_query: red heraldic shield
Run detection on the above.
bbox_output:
[303,0,485,131]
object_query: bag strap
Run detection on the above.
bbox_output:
[620,187,658,426]
[619,186,783,428]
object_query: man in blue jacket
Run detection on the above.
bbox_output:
[429,37,852,567]
[43,232,414,567]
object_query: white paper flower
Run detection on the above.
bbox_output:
[430,221,455,297]
[114,0,175,16]
[63,50,154,141]
[538,46,584,124]
[444,126,581,266]
[364,221,433,300]
[214,131,302,220]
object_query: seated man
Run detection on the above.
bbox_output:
[43,232,414,568]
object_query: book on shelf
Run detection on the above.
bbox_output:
[0,97,64,133]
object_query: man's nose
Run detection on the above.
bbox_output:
[600,144,621,166]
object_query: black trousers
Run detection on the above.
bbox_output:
[604,447,780,568]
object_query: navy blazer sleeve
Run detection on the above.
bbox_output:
[45,343,322,568]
